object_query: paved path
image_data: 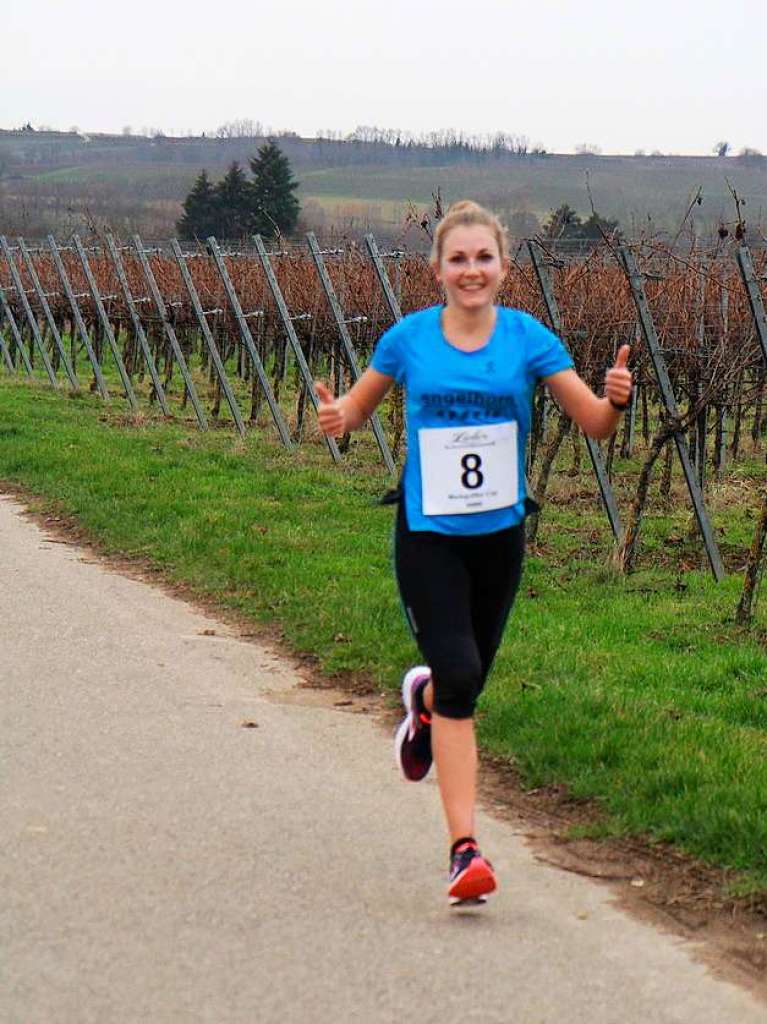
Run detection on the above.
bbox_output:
[1,494,764,1024]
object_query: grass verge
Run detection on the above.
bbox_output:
[3,377,767,893]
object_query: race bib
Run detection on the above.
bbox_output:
[418,421,519,516]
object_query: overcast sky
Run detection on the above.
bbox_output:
[4,0,765,155]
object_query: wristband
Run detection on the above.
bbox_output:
[609,397,630,412]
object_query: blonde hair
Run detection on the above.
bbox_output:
[430,200,509,265]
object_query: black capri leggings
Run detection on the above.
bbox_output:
[394,502,525,720]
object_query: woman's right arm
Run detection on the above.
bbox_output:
[315,367,394,436]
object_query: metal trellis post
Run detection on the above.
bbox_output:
[0,322,15,373]
[46,235,109,400]
[17,237,79,390]
[104,234,170,415]
[0,301,19,373]
[364,234,403,321]
[619,245,724,581]
[170,240,246,435]
[0,283,33,375]
[527,240,622,541]
[72,235,138,411]
[307,232,396,474]
[736,244,767,365]
[132,234,208,430]
[0,235,58,386]
[253,235,341,463]
[206,237,291,448]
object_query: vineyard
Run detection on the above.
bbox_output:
[2,230,767,602]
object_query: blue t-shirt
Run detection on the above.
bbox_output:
[371,305,574,535]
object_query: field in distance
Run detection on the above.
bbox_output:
[1,129,765,241]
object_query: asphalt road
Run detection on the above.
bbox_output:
[1,494,764,1024]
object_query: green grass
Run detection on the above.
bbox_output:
[31,164,194,190]
[4,375,767,892]
[19,332,277,429]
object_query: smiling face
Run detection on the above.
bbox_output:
[433,224,507,312]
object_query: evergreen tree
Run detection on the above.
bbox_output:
[214,161,255,239]
[249,140,300,238]
[543,203,582,239]
[177,170,218,240]
[543,204,619,243]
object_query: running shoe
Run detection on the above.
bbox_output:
[393,666,432,782]
[448,839,497,905]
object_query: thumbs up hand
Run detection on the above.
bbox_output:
[605,345,633,411]
[315,381,347,436]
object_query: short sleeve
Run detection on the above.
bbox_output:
[370,319,408,384]
[520,312,574,381]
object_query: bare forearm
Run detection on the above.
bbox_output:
[576,396,626,440]
[545,353,632,440]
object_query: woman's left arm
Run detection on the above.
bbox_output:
[543,345,633,440]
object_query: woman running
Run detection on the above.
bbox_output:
[315,200,632,905]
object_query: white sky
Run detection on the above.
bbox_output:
[3,0,766,155]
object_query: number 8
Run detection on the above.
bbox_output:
[461,453,483,490]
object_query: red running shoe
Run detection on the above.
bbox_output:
[393,666,432,782]
[448,840,497,906]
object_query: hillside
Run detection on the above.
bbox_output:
[0,129,765,242]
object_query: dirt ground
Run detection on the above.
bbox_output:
[6,480,767,1005]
